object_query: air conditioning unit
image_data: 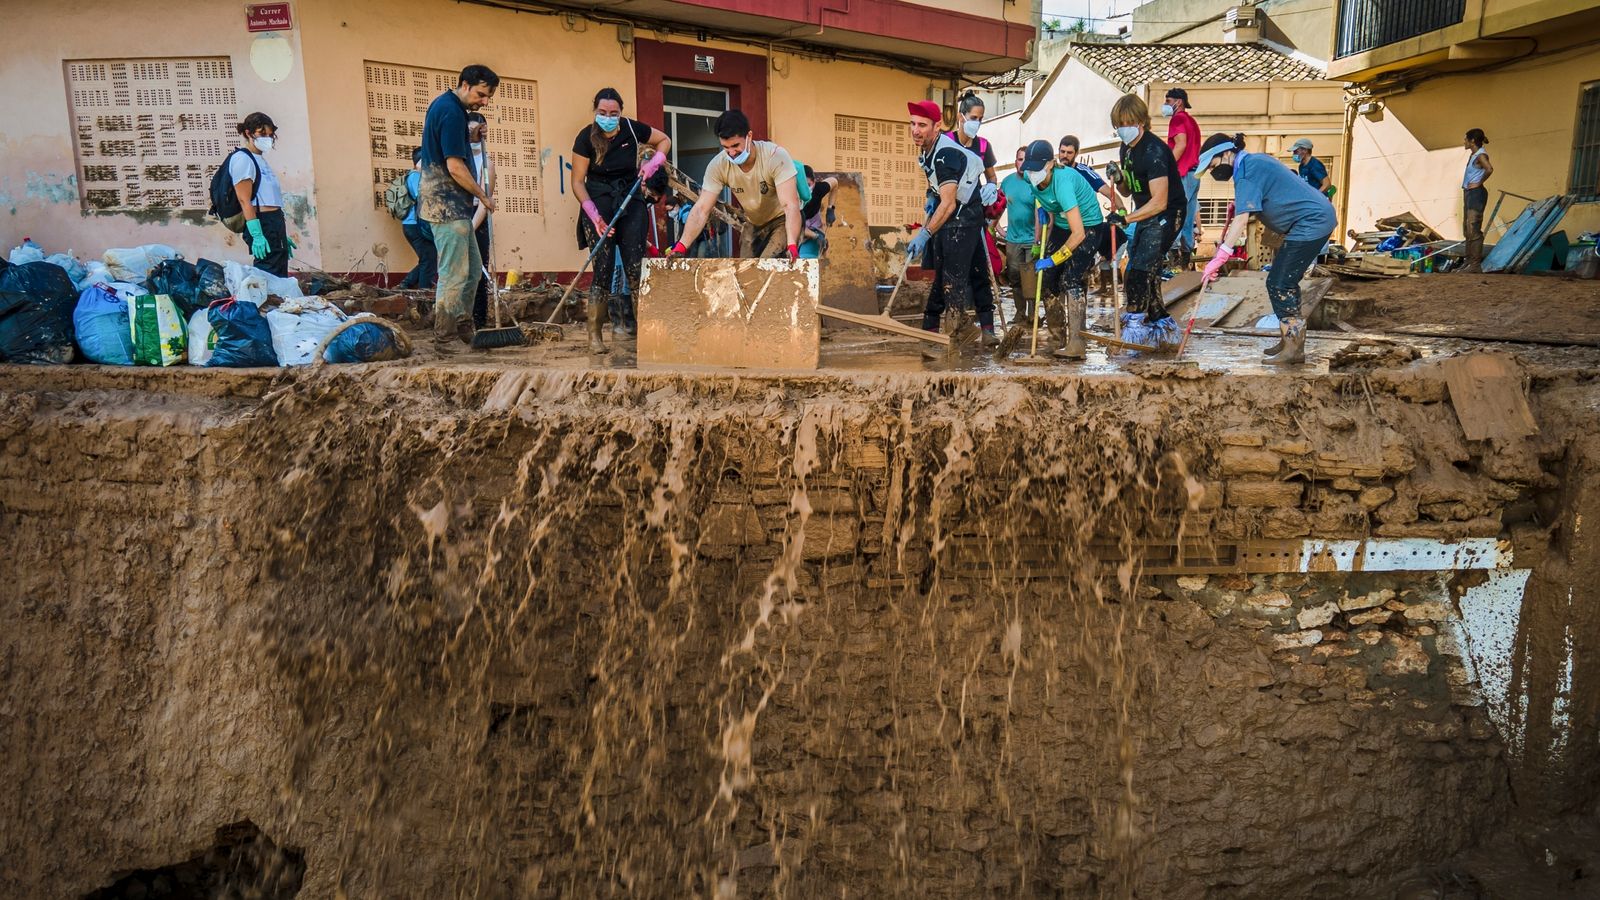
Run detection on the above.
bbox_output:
[1223,4,1261,43]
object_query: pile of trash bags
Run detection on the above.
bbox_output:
[2,238,403,367]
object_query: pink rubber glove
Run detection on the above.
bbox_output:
[581,200,609,237]
[640,151,666,179]
[1202,246,1233,284]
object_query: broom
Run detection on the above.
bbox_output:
[528,177,643,341]
[996,203,1048,360]
[471,225,527,349]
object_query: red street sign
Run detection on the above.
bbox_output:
[246,3,293,32]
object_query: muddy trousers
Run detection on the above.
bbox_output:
[589,194,649,331]
[1463,186,1488,267]
[920,218,996,332]
[399,222,436,289]
[1266,236,1328,320]
[1041,224,1103,346]
[429,218,482,340]
[1125,209,1177,321]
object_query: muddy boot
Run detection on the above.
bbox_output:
[1053,290,1088,360]
[1262,321,1288,358]
[1265,317,1306,365]
[1011,296,1035,326]
[587,292,610,354]
[981,326,999,348]
[1041,294,1069,355]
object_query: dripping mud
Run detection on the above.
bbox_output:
[3,357,1600,898]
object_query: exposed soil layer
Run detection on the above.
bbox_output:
[3,358,1599,898]
[1341,273,1600,345]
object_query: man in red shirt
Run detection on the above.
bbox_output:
[1164,87,1202,267]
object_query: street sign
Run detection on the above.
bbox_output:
[246,3,293,32]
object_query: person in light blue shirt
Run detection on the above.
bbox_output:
[399,149,437,289]
[998,147,1038,324]
[1016,139,1106,359]
[1197,132,1337,365]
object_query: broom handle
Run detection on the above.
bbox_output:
[1110,220,1121,340]
[1029,204,1049,356]
[545,177,644,325]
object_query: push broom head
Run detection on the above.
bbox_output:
[470,324,528,349]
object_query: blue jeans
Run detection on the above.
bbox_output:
[1180,173,1200,251]
[430,218,482,339]
[1266,237,1328,320]
[400,222,436,289]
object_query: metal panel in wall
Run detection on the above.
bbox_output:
[833,114,925,228]
[362,61,542,216]
[63,57,239,212]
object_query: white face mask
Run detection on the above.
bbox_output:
[253,135,274,153]
[961,119,981,139]
[1026,169,1048,187]
[1160,104,1175,117]
[1116,126,1141,145]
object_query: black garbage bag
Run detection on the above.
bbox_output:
[196,258,230,304]
[0,259,76,299]
[206,298,278,367]
[0,290,76,364]
[324,321,401,363]
[148,259,203,317]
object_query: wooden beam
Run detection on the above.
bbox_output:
[817,305,950,345]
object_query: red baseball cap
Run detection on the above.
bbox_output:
[907,100,942,123]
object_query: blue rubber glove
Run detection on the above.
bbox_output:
[1034,247,1071,271]
[246,219,270,260]
[906,228,931,261]
[1035,206,1050,228]
[980,181,999,206]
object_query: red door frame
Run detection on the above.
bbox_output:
[632,40,769,139]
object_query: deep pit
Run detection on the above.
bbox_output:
[3,351,1599,898]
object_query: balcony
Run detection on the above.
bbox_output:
[1335,0,1465,58]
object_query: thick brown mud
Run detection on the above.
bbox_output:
[3,358,1599,898]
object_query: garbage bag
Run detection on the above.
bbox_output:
[103,244,181,284]
[265,299,346,366]
[43,252,89,290]
[205,298,278,367]
[187,307,215,366]
[148,259,203,317]
[0,259,78,299]
[324,319,402,364]
[195,259,230,304]
[82,261,112,289]
[73,283,136,365]
[224,260,302,306]
[0,290,76,364]
[8,239,44,267]
[129,294,188,366]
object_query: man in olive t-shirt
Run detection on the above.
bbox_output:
[667,109,803,260]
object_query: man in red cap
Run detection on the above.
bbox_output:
[905,99,994,343]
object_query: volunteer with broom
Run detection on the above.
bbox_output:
[571,87,672,352]
[1106,93,1187,351]
[1195,132,1336,365]
[904,100,995,342]
[1019,139,1104,360]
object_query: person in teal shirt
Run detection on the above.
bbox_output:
[999,147,1039,324]
[1017,139,1105,359]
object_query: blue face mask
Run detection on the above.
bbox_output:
[595,114,620,133]
[728,146,751,165]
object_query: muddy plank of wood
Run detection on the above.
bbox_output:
[1083,331,1156,352]
[1161,271,1203,309]
[1440,352,1538,441]
[817,304,950,345]
[637,258,821,369]
[812,172,880,315]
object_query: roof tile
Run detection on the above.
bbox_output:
[1068,42,1326,92]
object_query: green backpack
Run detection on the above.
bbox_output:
[384,173,415,220]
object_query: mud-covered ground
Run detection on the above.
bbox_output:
[1341,272,1600,345]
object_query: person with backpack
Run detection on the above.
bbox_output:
[395,149,436,289]
[572,87,671,352]
[904,100,995,343]
[226,112,292,276]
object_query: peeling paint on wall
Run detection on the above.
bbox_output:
[283,193,314,233]
[25,172,77,205]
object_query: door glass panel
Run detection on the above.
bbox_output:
[663,84,728,111]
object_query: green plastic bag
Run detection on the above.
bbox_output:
[129,293,187,366]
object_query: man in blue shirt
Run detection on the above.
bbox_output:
[1197,132,1337,365]
[998,146,1038,324]
[421,64,498,345]
[1290,139,1333,197]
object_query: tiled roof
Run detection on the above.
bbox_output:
[1068,43,1326,91]
[977,67,1046,89]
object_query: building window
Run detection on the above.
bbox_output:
[1335,0,1466,59]
[362,61,542,215]
[1197,198,1233,228]
[64,57,239,212]
[1571,81,1600,202]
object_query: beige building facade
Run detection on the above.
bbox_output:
[1,0,1033,277]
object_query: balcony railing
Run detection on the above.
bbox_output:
[1335,0,1466,58]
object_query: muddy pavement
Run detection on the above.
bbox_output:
[2,360,1600,898]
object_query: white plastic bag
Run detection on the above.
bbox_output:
[103,244,180,284]
[187,307,214,366]
[265,298,346,366]
[81,261,112,289]
[44,252,89,290]
[8,239,45,267]
[224,261,303,306]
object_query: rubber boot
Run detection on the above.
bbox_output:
[587,292,610,354]
[1262,321,1287,358]
[1463,238,1484,273]
[1054,289,1088,360]
[1265,317,1306,365]
[1012,295,1035,326]
[981,326,999,348]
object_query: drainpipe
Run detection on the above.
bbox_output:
[1337,87,1360,242]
